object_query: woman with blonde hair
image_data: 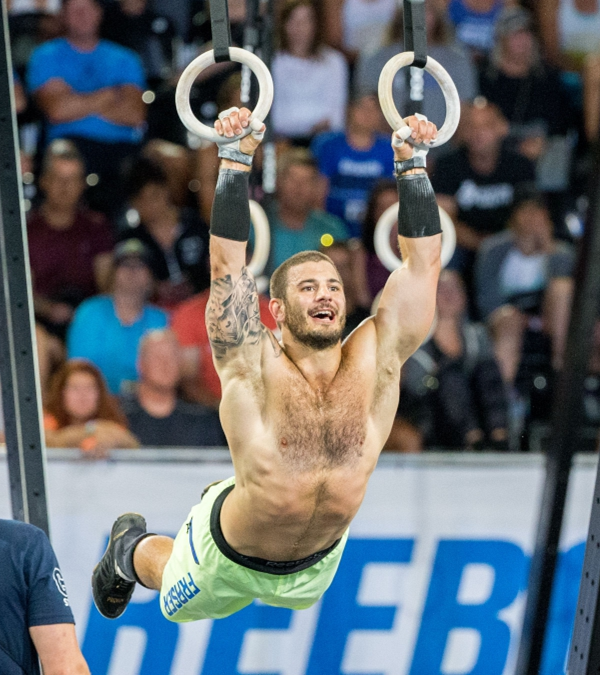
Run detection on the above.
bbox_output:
[45,359,139,456]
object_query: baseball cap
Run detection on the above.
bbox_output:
[114,239,151,266]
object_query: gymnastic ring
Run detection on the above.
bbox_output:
[374,202,456,272]
[248,199,270,294]
[176,47,274,145]
[378,52,460,148]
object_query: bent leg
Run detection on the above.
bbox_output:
[543,277,574,371]
[134,536,174,590]
[489,305,527,384]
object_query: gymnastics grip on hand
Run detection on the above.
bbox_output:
[393,113,430,170]
[217,107,265,166]
[392,113,440,237]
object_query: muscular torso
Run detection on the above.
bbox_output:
[219,319,402,561]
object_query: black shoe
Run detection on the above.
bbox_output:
[92,513,147,619]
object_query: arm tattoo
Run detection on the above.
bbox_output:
[206,267,264,359]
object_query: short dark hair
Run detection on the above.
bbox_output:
[510,185,548,216]
[125,156,168,200]
[270,250,339,300]
[277,147,318,181]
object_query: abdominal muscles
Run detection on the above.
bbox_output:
[224,358,381,560]
[228,382,374,559]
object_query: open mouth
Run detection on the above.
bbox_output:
[309,308,336,324]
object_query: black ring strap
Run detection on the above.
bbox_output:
[210,0,233,63]
[404,0,428,69]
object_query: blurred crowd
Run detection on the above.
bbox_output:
[2,0,600,454]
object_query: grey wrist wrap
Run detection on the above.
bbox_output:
[396,172,442,238]
[218,146,254,166]
[210,169,251,242]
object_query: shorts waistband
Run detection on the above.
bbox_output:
[209,484,341,576]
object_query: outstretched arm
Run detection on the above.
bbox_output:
[375,116,442,363]
[206,108,268,376]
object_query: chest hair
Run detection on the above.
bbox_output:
[274,369,368,471]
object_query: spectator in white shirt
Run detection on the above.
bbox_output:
[323,0,397,61]
[272,0,349,144]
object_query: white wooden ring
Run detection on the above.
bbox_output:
[378,52,460,147]
[248,200,270,286]
[374,202,456,271]
[176,47,274,145]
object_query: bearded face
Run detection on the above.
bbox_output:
[282,262,346,351]
[283,295,346,349]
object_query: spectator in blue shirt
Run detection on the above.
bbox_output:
[0,518,89,675]
[265,148,349,273]
[311,93,393,239]
[27,0,147,213]
[67,239,168,394]
[447,0,505,58]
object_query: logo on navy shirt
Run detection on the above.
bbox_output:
[53,568,68,598]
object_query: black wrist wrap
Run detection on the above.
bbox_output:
[210,169,251,242]
[396,172,442,238]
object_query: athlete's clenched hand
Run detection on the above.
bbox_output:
[214,106,266,157]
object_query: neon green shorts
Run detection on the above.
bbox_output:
[160,476,349,622]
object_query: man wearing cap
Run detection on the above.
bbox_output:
[67,239,168,394]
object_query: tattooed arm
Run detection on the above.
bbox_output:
[206,107,277,378]
[207,237,265,366]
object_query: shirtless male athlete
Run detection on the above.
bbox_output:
[92,106,442,622]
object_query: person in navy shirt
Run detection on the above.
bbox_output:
[311,93,394,239]
[0,519,89,675]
